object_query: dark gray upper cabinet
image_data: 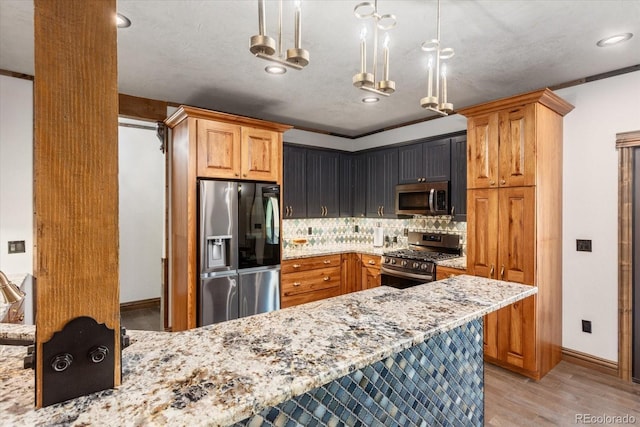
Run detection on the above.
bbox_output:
[450,135,467,221]
[282,145,307,218]
[339,154,353,217]
[306,149,340,218]
[353,153,368,217]
[398,144,424,184]
[423,138,451,181]
[365,148,398,218]
[398,138,451,183]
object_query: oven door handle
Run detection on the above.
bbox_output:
[428,188,435,214]
[381,266,433,282]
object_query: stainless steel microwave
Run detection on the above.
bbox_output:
[395,182,450,216]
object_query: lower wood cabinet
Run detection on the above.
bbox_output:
[281,255,342,308]
[360,254,381,289]
[281,252,382,308]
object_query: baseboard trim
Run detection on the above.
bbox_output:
[562,347,618,377]
[120,297,161,312]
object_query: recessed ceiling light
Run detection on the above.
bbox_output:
[362,96,379,103]
[265,65,287,75]
[596,33,633,47]
[116,13,131,28]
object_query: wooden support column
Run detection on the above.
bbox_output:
[34,0,120,407]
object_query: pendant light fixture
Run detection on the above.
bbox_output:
[352,1,397,99]
[420,0,454,115]
[250,0,310,74]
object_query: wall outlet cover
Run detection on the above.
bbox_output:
[581,319,592,333]
[576,239,592,252]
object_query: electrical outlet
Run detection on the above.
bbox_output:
[308,227,312,235]
[576,239,592,252]
[581,320,592,333]
[354,225,359,233]
[8,240,26,254]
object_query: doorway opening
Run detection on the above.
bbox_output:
[118,117,166,331]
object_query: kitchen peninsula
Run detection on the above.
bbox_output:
[1,276,535,426]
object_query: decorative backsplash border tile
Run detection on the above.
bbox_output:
[283,217,466,254]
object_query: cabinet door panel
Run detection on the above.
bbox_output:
[498,295,536,371]
[366,152,385,217]
[197,120,241,179]
[398,143,424,184]
[283,145,307,218]
[498,187,535,285]
[450,136,467,220]
[381,148,398,217]
[466,189,498,279]
[423,138,451,181]
[241,127,278,181]
[484,311,498,359]
[353,154,367,217]
[499,104,535,187]
[306,150,323,217]
[321,152,340,217]
[467,114,499,189]
[339,154,353,217]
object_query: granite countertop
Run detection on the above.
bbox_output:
[283,243,388,260]
[283,244,468,270]
[436,256,467,270]
[1,275,534,426]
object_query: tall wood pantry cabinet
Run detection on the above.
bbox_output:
[165,106,290,331]
[459,89,574,380]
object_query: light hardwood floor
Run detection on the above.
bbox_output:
[120,307,640,425]
[485,361,640,426]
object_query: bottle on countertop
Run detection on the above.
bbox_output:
[373,223,384,247]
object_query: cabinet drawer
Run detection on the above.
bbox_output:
[282,267,341,297]
[282,254,341,274]
[360,254,381,269]
[436,266,466,281]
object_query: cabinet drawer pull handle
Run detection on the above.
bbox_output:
[501,179,506,185]
[490,265,495,277]
[448,274,455,278]
[293,264,301,268]
[235,173,239,177]
[381,206,384,216]
[290,206,293,216]
[323,276,330,281]
[451,206,455,216]
[323,260,331,264]
[500,265,505,279]
[293,282,301,287]
[368,260,375,265]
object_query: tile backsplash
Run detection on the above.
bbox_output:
[283,216,466,254]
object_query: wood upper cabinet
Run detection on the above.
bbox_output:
[240,127,279,181]
[460,89,574,380]
[466,103,535,189]
[195,118,280,181]
[197,120,241,179]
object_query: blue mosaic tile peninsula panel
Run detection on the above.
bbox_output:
[234,319,483,427]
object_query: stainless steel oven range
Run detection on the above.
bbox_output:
[381,232,461,289]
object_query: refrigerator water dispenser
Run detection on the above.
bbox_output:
[206,235,232,269]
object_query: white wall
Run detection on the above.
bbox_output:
[118,119,165,303]
[557,70,640,362]
[284,111,467,151]
[0,75,33,274]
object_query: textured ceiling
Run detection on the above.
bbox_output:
[1,0,639,137]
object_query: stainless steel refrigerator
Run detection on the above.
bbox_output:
[198,180,280,326]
